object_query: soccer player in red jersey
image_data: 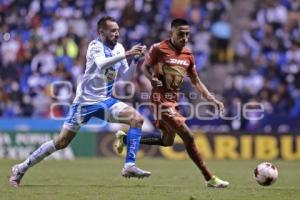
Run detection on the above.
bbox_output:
[116,18,229,188]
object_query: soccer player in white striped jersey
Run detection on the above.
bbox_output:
[9,16,151,187]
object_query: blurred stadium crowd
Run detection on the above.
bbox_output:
[1,0,300,131]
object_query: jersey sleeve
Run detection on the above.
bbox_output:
[88,41,126,70]
[145,43,160,66]
[187,55,198,80]
[88,41,105,61]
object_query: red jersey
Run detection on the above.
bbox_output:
[145,40,198,107]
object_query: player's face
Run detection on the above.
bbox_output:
[102,21,120,47]
[171,25,190,50]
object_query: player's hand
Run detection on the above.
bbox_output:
[151,77,163,87]
[125,44,146,58]
[213,99,224,115]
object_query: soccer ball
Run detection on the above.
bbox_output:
[254,162,278,186]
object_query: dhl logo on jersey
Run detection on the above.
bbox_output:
[166,58,189,66]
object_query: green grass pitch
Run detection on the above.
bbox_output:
[1,158,299,200]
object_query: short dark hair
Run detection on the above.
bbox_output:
[171,18,189,28]
[97,16,117,32]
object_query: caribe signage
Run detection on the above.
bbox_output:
[159,133,300,160]
[97,132,300,160]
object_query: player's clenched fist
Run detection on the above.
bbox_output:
[125,44,146,58]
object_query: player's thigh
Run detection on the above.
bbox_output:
[159,108,190,145]
[108,102,143,126]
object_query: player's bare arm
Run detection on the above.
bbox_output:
[141,60,163,87]
[190,75,224,114]
[141,61,152,80]
[95,44,144,70]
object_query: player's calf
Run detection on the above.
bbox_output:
[53,129,76,150]
[161,137,174,146]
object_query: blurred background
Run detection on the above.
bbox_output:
[1,0,300,160]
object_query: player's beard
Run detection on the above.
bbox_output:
[105,37,118,48]
[178,41,187,49]
[174,43,185,51]
[172,39,187,51]
[107,37,118,47]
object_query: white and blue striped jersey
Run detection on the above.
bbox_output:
[73,39,129,104]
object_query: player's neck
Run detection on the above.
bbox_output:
[103,41,115,50]
[99,37,115,50]
[169,39,182,52]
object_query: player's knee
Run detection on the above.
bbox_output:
[130,115,144,128]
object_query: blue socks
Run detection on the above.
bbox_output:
[125,127,142,166]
